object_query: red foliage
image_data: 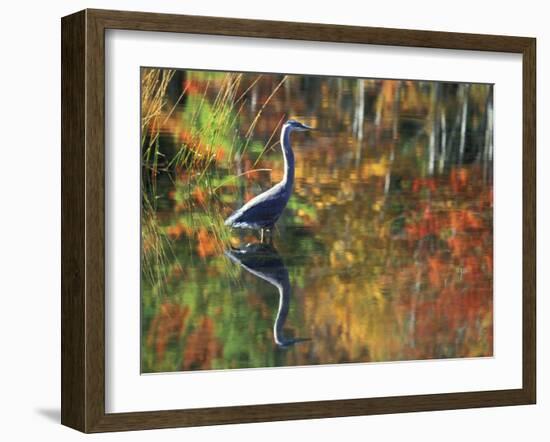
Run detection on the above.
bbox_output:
[398,169,493,359]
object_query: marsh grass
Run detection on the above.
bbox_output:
[142,196,179,296]
[142,69,176,195]
[141,68,177,294]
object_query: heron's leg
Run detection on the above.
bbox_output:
[260,228,265,243]
[267,228,274,245]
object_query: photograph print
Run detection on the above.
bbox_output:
[140,67,493,374]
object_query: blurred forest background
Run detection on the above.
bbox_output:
[140,68,493,373]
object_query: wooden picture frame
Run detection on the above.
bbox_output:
[61,8,536,433]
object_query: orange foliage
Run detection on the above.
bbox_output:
[182,316,223,371]
[166,223,192,240]
[196,228,217,258]
[192,187,206,205]
[214,146,225,161]
[183,80,204,95]
[450,167,470,193]
[179,129,196,145]
[146,303,190,363]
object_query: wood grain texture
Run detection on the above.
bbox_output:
[85,10,107,432]
[60,8,537,433]
[89,8,532,53]
[61,10,86,432]
[522,38,536,404]
[90,389,531,432]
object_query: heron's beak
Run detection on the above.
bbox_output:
[301,124,315,131]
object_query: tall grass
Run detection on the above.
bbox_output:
[142,69,175,173]
[141,68,176,295]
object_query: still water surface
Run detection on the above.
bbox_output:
[141,70,493,373]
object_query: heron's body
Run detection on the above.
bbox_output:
[223,181,291,230]
[224,120,311,235]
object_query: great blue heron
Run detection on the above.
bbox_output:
[224,119,313,242]
[225,243,310,348]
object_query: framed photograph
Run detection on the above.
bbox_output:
[61,9,536,433]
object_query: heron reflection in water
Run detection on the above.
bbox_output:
[225,243,310,348]
[225,120,313,243]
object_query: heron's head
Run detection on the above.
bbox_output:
[285,119,314,132]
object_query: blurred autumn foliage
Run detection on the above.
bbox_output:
[140,68,493,373]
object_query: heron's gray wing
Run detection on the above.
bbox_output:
[226,187,288,226]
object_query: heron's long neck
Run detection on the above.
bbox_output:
[280,126,295,189]
[273,273,292,346]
